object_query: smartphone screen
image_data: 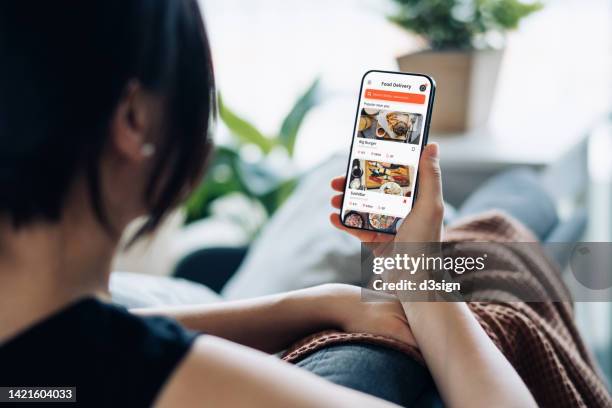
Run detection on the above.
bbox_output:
[340,70,435,234]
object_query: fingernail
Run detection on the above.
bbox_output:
[428,142,439,158]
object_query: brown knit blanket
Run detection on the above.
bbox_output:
[283,212,611,407]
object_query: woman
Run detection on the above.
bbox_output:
[0,1,536,407]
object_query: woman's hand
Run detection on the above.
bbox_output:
[137,283,416,353]
[314,283,416,347]
[330,143,444,243]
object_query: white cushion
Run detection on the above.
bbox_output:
[110,271,221,308]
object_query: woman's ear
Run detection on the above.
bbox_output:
[109,81,157,163]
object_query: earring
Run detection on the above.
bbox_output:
[141,143,156,157]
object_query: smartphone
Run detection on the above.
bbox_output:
[340,70,436,234]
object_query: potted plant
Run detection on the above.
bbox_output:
[390,0,542,133]
[184,78,321,237]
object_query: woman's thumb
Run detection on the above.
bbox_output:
[413,143,444,219]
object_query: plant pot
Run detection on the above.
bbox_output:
[397,49,504,133]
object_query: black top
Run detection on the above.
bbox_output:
[0,298,199,407]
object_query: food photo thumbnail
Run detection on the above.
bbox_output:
[342,210,401,234]
[358,108,423,145]
[348,159,414,197]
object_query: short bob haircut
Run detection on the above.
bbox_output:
[0,0,215,235]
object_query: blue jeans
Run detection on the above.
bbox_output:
[299,168,583,407]
[297,344,442,407]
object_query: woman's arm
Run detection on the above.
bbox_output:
[331,144,536,407]
[155,335,399,407]
[133,285,336,353]
[133,283,414,353]
[402,302,536,408]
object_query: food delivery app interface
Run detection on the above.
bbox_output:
[341,71,433,234]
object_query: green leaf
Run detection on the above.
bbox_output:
[388,0,543,50]
[219,95,275,153]
[277,78,321,156]
[184,146,250,223]
[488,0,543,30]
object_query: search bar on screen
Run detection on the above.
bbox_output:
[364,89,425,104]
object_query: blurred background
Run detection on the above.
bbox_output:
[113,0,611,384]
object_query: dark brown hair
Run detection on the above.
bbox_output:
[0,0,216,235]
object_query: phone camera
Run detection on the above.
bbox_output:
[419,84,427,92]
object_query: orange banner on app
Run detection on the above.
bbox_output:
[364,88,425,104]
